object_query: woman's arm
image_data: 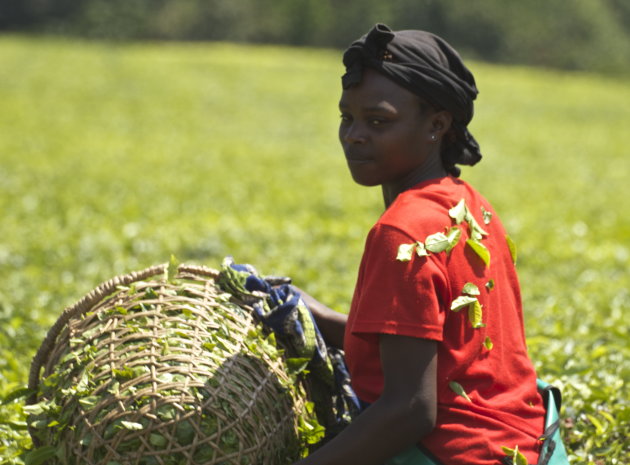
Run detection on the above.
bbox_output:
[292,285,348,349]
[293,334,438,465]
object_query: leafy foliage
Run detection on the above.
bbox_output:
[3,0,630,74]
[0,37,628,464]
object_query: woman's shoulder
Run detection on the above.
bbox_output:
[379,176,474,234]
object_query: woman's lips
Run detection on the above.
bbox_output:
[345,151,373,163]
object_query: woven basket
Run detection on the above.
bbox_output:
[27,263,313,465]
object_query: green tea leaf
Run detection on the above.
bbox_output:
[425,232,450,253]
[266,331,277,347]
[449,199,467,224]
[29,419,48,430]
[481,206,492,224]
[396,243,416,261]
[483,336,493,350]
[485,279,495,291]
[448,381,472,402]
[465,210,489,239]
[506,235,517,265]
[466,239,490,266]
[1,386,35,405]
[115,306,128,315]
[24,446,58,465]
[445,227,462,253]
[150,433,168,447]
[297,402,326,446]
[586,414,605,434]
[22,402,46,416]
[175,420,195,446]
[462,282,480,296]
[598,410,615,425]
[78,395,99,410]
[120,420,144,430]
[76,371,90,393]
[167,254,179,281]
[415,241,429,257]
[113,366,135,381]
[468,300,484,328]
[285,357,311,374]
[2,419,28,430]
[501,446,528,465]
[144,287,159,300]
[113,365,147,381]
[107,381,120,395]
[450,295,478,312]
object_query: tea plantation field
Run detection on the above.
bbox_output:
[0,36,628,464]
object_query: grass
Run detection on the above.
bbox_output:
[0,35,628,464]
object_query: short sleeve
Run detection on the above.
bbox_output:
[349,223,449,341]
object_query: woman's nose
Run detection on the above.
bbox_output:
[341,123,366,144]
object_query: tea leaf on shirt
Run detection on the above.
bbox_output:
[485,279,495,291]
[450,295,478,312]
[501,446,528,465]
[483,336,493,350]
[506,235,517,265]
[425,232,450,253]
[449,199,467,224]
[468,300,485,328]
[462,282,480,296]
[396,243,416,261]
[449,381,472,402]
[466,239,491,267]
[481,206,493,224]
[415,241,429,257]
[445,227,462,253]
[465,207,488,240]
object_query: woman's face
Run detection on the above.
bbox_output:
[338,68,438,187]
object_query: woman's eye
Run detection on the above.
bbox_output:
[369,119,384,126]
[340,114,352,123]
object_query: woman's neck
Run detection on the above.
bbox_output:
[381,158,448,208]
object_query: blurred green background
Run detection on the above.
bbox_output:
[1,2,629,465]
[2,0,630,74]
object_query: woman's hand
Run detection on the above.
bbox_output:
[291,285,348,349]
[293,334,437,465]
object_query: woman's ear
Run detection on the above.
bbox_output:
[428,110,453,141]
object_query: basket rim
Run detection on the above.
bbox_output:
[27,263,221,404]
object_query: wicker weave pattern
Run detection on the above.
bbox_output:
[28,264,308,465]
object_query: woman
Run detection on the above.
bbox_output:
[293,24,546,465]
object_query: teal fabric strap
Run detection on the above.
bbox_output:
[536,379,571,465]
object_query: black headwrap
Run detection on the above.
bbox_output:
[342,24,482,176]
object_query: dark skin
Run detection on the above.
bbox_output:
[339,68,452,207]
[292,69,453,465]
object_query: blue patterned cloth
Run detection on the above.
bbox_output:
[217,257,361,432]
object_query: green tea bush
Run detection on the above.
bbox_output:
[0,37,628,464]
[5,0,630,73]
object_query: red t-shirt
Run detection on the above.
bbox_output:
[344,176,545,465]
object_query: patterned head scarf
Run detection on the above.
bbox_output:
[342,24,482,175]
